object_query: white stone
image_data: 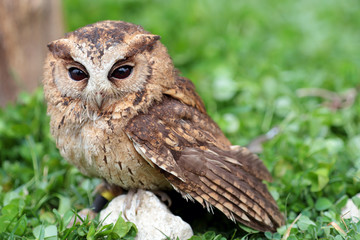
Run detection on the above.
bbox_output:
[341,193,360,222]
[99,190,193,240]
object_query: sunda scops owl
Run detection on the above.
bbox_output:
[43,20,284,232]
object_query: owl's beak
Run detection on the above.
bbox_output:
[95,93,104,109]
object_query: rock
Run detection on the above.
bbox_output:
[341,193,360,222]
[99,190,193,240]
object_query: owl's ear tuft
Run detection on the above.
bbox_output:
[126,34,160,56]
[47,39,73,60]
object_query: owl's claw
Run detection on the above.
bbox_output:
[121,189,172,221]
[151,190,172,207]
[123,189,139,221]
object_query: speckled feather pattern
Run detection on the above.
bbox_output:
[43,20,284,232]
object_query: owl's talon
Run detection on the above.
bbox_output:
[152,190,172,207]
[123,189,138,221]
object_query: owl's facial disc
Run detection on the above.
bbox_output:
[81,60,134,110]
[47,21,166,115]
[65,53,146,112]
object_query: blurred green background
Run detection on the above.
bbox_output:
[1,0,360,239]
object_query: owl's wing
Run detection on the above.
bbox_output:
[125,82,284,232]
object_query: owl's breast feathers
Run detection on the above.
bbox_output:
[124,76,284,232]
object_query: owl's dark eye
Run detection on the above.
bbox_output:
[68,67,88,81]
[110,65,133,80]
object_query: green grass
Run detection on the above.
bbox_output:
[1,0,360,239]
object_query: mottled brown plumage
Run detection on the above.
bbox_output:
[43,20,284,232]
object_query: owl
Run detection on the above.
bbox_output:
[43,20,284,232]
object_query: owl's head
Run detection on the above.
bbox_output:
[43,20,175,115]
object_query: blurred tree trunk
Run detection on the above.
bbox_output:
[0,0,64,107]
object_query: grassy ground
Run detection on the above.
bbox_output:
[1,0,360,239]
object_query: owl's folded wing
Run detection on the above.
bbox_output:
[125,96,284,232]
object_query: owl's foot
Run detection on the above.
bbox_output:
[122,190,172,215]
[123,189,139,220]
[121,189,171,221]
[151,190,172,207]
